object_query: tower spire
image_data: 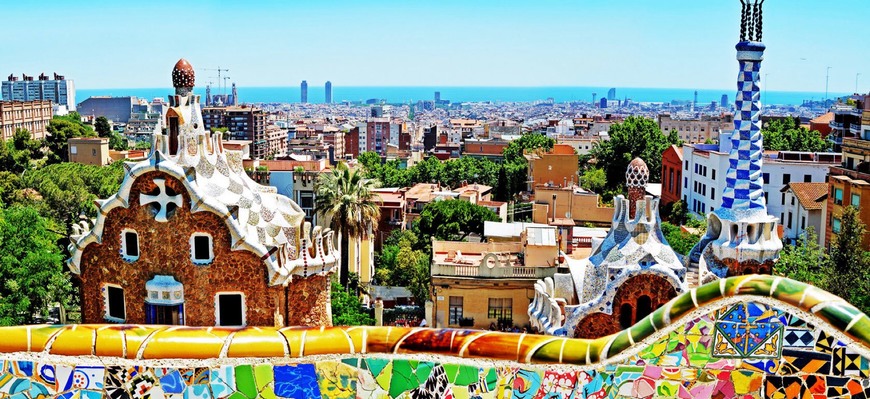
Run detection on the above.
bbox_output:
[685,0,781,282]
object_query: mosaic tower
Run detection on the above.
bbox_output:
[688,0,782,281]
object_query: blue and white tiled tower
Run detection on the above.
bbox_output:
[688,0,782,283]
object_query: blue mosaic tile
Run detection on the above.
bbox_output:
[274,364,320,399]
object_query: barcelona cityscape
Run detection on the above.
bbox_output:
[0,0,869,398]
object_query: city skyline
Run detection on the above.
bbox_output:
[2,0,867,93]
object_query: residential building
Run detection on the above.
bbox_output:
[525,144,579,192]
[809,112,833,138]
[431,226,559,329]
[827,93,870,247]
[780,183,827,246]
[202,106,271,159]
[532,185,614,226]
[344,126,360,159]
[681,132,840,228]
[2,73,75,111]
[463,138,509,160]
[0,100,52,140]
[660,145,683,209]
[372,188,407,251]
[77,96,139,123]
[556,136,599,156]
[658,113,733,144]
[68,137,112,166]
[366,118,389,155]
[67,59,338,327]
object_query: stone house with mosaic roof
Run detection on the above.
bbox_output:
[67,59,338,327]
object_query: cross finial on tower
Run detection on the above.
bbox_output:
[739,0,764,42]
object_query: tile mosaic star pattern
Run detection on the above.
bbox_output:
[713,302,785,358]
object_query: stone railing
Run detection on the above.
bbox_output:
[431,263,556,279]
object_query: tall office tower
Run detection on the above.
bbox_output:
[325,81,332,104]
[205,84,211,106]
[688,0,781,280]
[721,94,729,109]
[231,83,238,105]
[300,80,308,103]
[434,91,441,102]
[2,72,76,111]
[693,90,698,111]
[607,87,616,100]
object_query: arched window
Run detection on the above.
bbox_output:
[636,295,653,322]
[619,303,633,329]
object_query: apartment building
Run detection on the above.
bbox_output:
[658,113,733,144]
[827,94,870,247]
[0,100,52,140]
[2,73,75,111]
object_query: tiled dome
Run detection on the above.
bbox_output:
[172,59,195,88]
[626,157,649,188]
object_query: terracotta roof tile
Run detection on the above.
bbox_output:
[784,182,828,210]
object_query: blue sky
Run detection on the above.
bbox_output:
[2,0,866,92]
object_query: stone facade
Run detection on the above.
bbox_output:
[68,59,338,328]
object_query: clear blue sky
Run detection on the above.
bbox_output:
[2,0,866,92]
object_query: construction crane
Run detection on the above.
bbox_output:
[201,67,229,94]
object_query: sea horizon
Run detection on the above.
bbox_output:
[76,86,848,107]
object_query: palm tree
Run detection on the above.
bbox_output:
[315,162,381,287]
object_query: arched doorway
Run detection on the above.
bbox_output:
[613,274,677,329]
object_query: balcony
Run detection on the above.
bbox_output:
[431,263,556,279]
[830,166,870,182]
[843,137,870,153]
[830,121,844,130]
[851,124,863,135]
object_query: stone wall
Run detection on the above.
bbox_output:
[78,171,282,326]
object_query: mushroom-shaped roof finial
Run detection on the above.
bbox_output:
[626,157,649,189]
[172,59,195,89]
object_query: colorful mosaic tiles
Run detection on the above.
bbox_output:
[0,276,869,398]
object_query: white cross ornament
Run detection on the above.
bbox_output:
[140,178,182,222]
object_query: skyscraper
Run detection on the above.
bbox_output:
[434,91,441,102]
[231,83,238,105]
[720,94,729,109]
[607,88,616,100]
[325,81,332,104]
[300,80,308,103]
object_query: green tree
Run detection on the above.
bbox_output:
[415,199,500,245]
[45,113,96,163]
[22,161,125,234]
[828,206,870,311]
[374,229,431,305]
[0,172,22,207]
[590,116,680,190]
[315,162,381,287]
[502,133,555,163]
[94,116,111,138]
[774,228,830,290]
[666,200,689,226]
[330,279,374,326]
[580,168,607,193]
[761,118,831,152]
[134,140,152,151]
[109,132,129,151]
[660,221,701,256]
[0,129,44,174]
[0,206,72,325]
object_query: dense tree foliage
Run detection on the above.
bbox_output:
[374,230,430,305]
[762,118,831,153]
[94,116,111,138]
[660,221,702,256]
[774,228,829,289]
[0,206,71,325]
[359,133,553,201]
[580,168,606,193]
[21,161,125,234]
[330,279,374,326]
[45,113,96,164]
[415,199,500,245]
[589,116,681,190]
[0,129,44,174]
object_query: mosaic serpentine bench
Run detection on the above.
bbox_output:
[1,275,869,398]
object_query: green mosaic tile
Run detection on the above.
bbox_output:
[484,368,497,391]
[454,365,478,386]
[443,363,459,384]
[254,363,273,392]
[233,364,257,399]
[389,360,417,398]
[366,358,390,378]
[415,362,434,385]
[340,358,359,368]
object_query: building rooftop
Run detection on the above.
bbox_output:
[782,182,829,211]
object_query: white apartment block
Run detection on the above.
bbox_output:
[681,131,840,228]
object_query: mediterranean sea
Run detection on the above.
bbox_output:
[77,86,845,107]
